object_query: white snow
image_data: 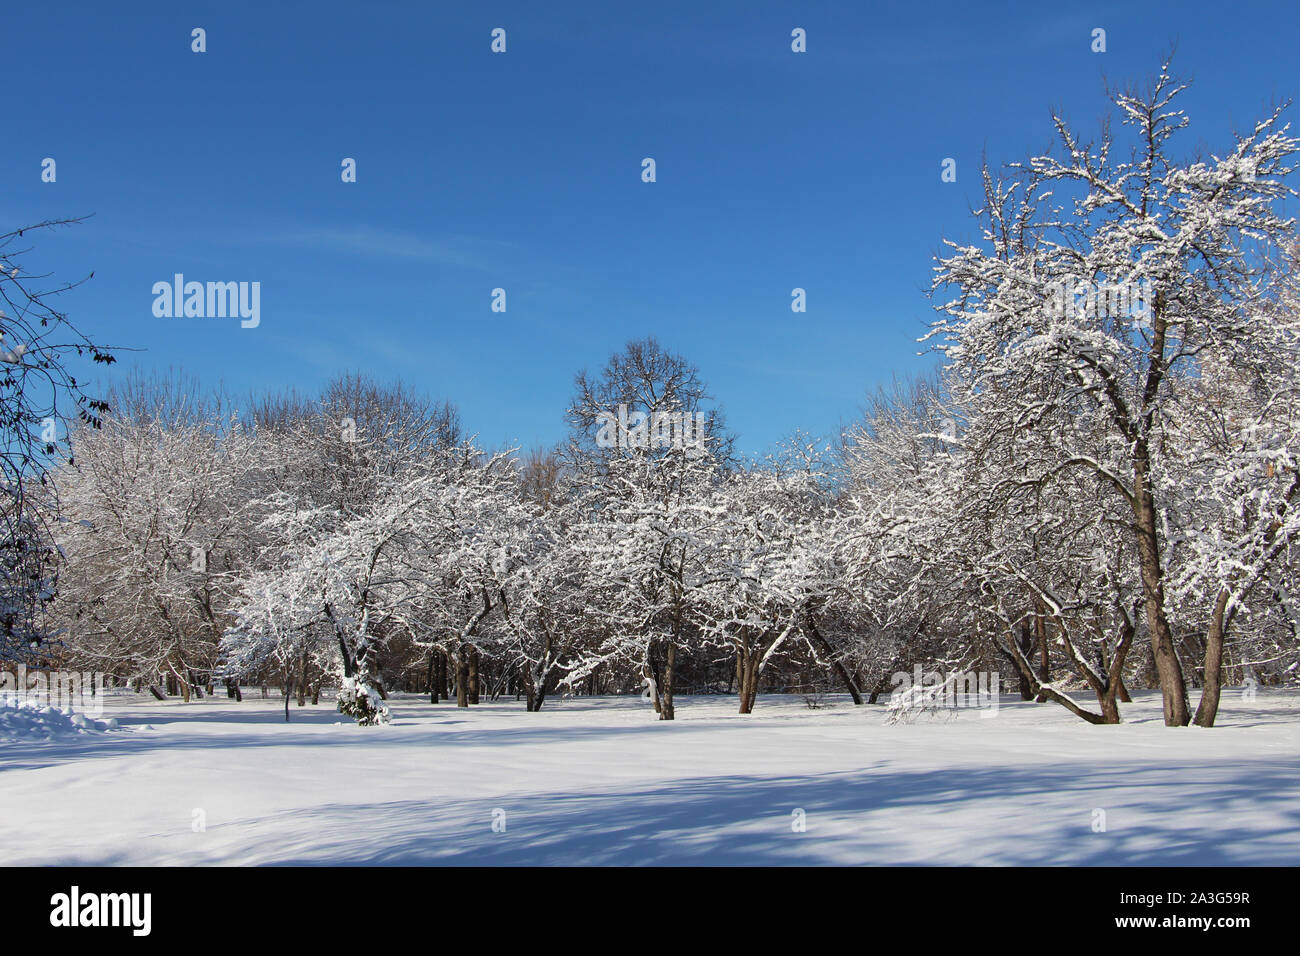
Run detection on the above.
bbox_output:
[0,696,120,741]
[0,690,1296,866]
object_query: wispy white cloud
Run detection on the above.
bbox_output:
[267,227,516,272]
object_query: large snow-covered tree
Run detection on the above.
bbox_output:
[928,59,1299,725]
[55,381,259,696]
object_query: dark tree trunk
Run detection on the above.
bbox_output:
[660,643,676,720]
[803,609,863,704]
[1012,623,1035,701]
[1194,589,1231,727]
[456,647,469,708]
[1033,602,1051,702]
[468,647,480,705]
[1133,459,1191,725]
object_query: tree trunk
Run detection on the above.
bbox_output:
[660,643,676,720]
[1193,589,1231,727]
[646,658,662,714]
[468,647,480,705]
[734,645,745,710]
[803,610,863,704]
[736,631,753,714]
[1033,602,1051,702]
[456,647,469,708]
[1133,466,1191,726]
[744,654,760,713]
[1011,623,1034,700]
[1098,688,1120,724]
[525,668,548,712]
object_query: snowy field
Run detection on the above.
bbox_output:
[1,690,1297,866]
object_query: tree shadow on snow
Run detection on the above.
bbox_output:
[228,759,1300,867]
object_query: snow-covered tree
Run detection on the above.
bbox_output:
[928,59,1299,725]
[55,381,261,696]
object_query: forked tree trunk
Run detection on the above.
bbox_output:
[1194,589,1232,727]
[1133,463,1191,726]
[525,671,547,712]
[524,637,554,712]
[1001,610,1134,725]
[735,628,766,715]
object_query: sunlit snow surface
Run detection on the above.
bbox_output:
[0,696,120,740]
[1,690,1296,865]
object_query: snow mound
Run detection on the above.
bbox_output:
[0,696,120,741]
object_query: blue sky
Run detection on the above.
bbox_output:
[4,0,1298,454]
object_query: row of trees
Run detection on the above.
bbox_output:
[47,360,883,725]
[13,59,1300,727]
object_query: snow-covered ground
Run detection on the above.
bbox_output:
[1,690,1296,866]
[0,697,119,741]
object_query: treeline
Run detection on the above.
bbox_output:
[46,356,897,724]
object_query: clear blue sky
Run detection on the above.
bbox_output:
[4,0,1298,453]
